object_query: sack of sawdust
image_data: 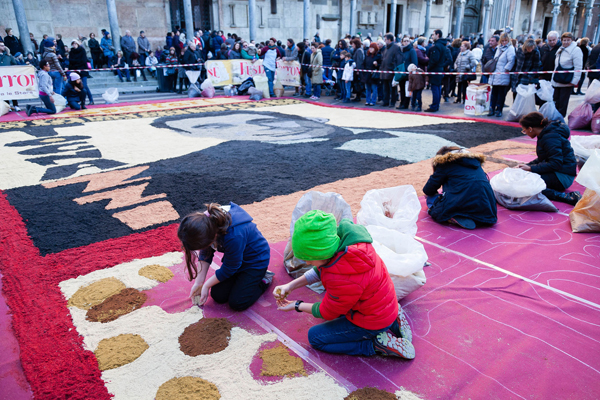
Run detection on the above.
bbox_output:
[570,189,600,232]
[356,185,421,236]
[283,191,353,293]
[0,101,10,117]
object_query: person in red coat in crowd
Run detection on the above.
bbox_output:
[274,210,415,359]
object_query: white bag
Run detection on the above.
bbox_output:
[253,75,270,98]
[584,79,600,105]
[506,84,537,122]
[186,70,201,85]
[537,81,564,123]
[367,226,428,299]
[576,149,600,193]
[136,70,141,78]
[200,79,215,98]
[490,168,546,198]
[0,101,10,116]
[101,88,119,104]
[356,185,421,236]
[283,191,353,293]
[571,136,600,166]
[536,80,553,102]
[53,94,67,113]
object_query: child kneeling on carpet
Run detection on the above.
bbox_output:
[273,210,415,359]
[423,146,497,230]
[178,202,274,311]
[516,112,581,205]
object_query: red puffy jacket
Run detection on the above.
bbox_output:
[318,242,398,330]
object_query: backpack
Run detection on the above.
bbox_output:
[237,77,255,94]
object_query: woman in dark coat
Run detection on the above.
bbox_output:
[397,36,418,109]
[68,41,94,104]
[510,39,541,101]
[517,112,581,205]
[89,33,103,68]
[362,43,382,106]
[423,146,497,229]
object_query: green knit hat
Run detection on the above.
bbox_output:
[292,210,340,261]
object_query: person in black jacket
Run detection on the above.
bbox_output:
[423,146,497,230]
[380,33,404,107]
[480,35,499,84]
[588,43,600,87]
[425,30,450,112]
[69,40,94,104]
[3,28,23,57]
[539,31,561,82]
[62,72,87,110]
[517,112,581,205]
[397,36,418,109]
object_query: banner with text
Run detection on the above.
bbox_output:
[206,59,300,87]
[0,66,39,100]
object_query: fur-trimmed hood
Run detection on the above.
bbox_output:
[432,151,486,169]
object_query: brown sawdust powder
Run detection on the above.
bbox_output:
[259,343,307,377]
[179,318,233,356]
[94,333,149,370]
[243,140,536,242]
[138,264,174,283]
[85,288,147,323]
[67,277,126,310]
[155,377,220,400]
[344,387,397,400]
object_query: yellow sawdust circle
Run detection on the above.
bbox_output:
[67,277,126,310]
[94,333,149,371]
[138,264,174,283]
[259,343,307,377]
[156,377,221,400]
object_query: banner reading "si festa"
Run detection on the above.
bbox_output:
[205,59,301,87]
[0,65,39,100]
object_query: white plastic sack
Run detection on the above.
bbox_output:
[186,70,201,84]
[539,101,565,123]
[576,149,600,193]
[283,191,353,294]
[506,84,537,122]
[53,94,67,113]
[188,82,201,98]
[490,168,546,198]
[0,101,10,117]
[571,136,600,165]
[356,185,421,236]
[494,192,558,212]
[200,79,215,98]
[536,80,554,102]
[464,84,491,116]
[584,79,600,105]
[367,225,428,299]
[253,75,270,99]
[101,88,119,104]
[248,87,264,101]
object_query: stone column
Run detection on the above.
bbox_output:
[390,0,397,35]
[11,0,33,55]
[304,0,310,41]
[529,0,538,34]
[183,0,194,44]
[249,0,256,41]
[350,0,357,36]
[550,0,561,32]
[454,0,466,38]
[482,0,493,42]
[567,0,577,33]
[581,0,593,38]
[106,0,122,52]
[423,0,432,37]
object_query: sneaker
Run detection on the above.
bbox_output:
[567,191,582,205]
[390,307,413,342]
[449,217,476,230]
[373,332,415,359]
[487,109,495,116]
[14,106,22,112]
[261,270,275,285]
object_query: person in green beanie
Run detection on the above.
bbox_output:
[274,210,415,359]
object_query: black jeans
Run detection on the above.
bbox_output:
[381,79,398,106]
[539,172,568,191]
[398,80,410,108]
[490,85,509,113]
[553,86,572,117]
[211,264,269,311]
[457,80,468,103]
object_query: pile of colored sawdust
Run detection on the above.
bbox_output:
[138,264,174,282]
[67,277,126,309]
[179,318,233,356]
[345,387,397,400]
[156,377,220,400]
[94,333,149,370]
[86,288,147,323]
[259,343,307,377]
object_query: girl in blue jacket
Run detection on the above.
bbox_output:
[178,203,273,311]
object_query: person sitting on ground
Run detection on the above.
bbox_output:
[27,60,57,116]
[423,146,497,229]
[61,72,87,110]
[178,203,274,311]
[145,50,158,78]
[216,43,229,60]
[130,52,147,82]
[273,210,415,359]
[228,41,242,59]
[25,51,39,69]
[111,50,131,82]
[517,112,581,205]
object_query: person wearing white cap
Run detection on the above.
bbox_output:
[62,72,87,110]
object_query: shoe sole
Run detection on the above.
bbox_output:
[376,332,416,359]
[396,308,413,342]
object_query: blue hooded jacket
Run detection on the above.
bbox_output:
[199,202,270,281]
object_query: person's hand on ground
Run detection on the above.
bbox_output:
[195,284,210,306]
[276,299,296,311]
[273,283,292,300]
[189,280,203,303]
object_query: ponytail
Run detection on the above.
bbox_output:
[177,203,231,280]
[519,112,550,129]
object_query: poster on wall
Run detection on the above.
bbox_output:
[0,66,39,100]
[206,60,300,87]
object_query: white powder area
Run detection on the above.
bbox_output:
[59,252,183,300]
[254,103,474,129]
[396,388,424,400]
[60,252,349,400]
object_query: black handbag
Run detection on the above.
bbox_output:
[553,50,574,84]
[461,73,477,81]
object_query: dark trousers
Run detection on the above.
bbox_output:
[81,76,94,103]
[116,68,131,81]
[399,80,410,108]
[457,80,468,103]
[411,89,423,109]
[577,72,586,93]
[540,172,568,192]
[36,94,56,114]
[430,84,442,111]
[381,79,398,106]
[490,85,509,113]
[210,264,269,311]
[553,86,572,117]
[66,92,86,110]
[377,80,384,101]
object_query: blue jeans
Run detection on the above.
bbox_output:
[430,84,441,111]
[81,76,94,103]
[426,193,440,209]
[48,71,64,96]
[366,83,378,104]
[304,74,312,96]
[344,81,352,100]
[313,83,321,98]
[116,68,130,81]
[411,89,423,109]
[36,94,56,114]
[324,66,332,81]
[480,75,489,84]
[308,316,395,356]
[265,68,275,97]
